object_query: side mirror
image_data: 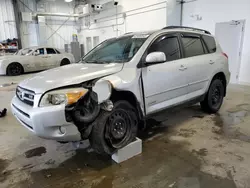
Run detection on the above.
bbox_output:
[33,51,39,56]
[145,52,166,64]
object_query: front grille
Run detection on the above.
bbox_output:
[16,87,35,106]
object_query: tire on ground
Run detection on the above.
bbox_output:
[90,100,138,155]
[200,79,225,113]
[60,58,70,66]
[6,62,23,76]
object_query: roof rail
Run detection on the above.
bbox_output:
[162,26,211,35]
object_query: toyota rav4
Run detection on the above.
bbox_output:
[11,26,230,154]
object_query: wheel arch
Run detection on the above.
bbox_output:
[210,72,227,96]
[61,58,70,65]
[110,89,144,126]
[6,62,24,75]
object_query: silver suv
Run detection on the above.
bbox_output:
[11,26,230,154]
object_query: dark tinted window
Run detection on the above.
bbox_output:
[148,36,181,61]
[202,35,216,53]
[38,48,44,55]
[181,36,204,58]
[46,48,56,54]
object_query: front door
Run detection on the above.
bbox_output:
[215,20,245,84]
[31,48,46,70]
[142,34,188,115]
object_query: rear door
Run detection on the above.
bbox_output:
[45,48,60,69]
[180,33,213,99]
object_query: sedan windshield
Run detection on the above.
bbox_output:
[15,48,33,56]
[82,35,148,64]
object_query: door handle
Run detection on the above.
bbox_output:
[209,60,215,65]
[179,65,187,71]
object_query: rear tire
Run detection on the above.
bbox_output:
[60,58,70,66]
[7,63,23,76]
[200,79,224,113]
[90,100,138,155]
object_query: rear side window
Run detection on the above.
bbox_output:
[46,48,56,54]
[181,36,204,58]
[202,35,216,53]
[148,36,181,62]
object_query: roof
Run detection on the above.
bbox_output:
[124,30,157,36]
[162,26,211,35]
[123,26,212,37]
[21,46,59,50]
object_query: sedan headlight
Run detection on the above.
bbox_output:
[39,88,88,107]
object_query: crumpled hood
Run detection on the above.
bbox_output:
[19,63,123,94]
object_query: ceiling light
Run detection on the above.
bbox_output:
[65,0,73,2]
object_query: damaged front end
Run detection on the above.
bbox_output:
[65,79,113,139]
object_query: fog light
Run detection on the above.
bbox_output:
[59,126,66,134]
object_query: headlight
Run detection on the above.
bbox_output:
[39,88,88,107]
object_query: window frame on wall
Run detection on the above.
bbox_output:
[86,37,92,53]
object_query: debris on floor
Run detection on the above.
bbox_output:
[0,82,16,88]
[0,108,7,118]
[24,147,47,158]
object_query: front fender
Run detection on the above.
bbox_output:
[0,60,10,75]
[92,79,112,103]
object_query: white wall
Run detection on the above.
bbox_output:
[39,0,78,49]
[182,0,250,84]
[0,0,17,41]
[18,0,38,48]
[19,0,77,49]
[79,0,169,53]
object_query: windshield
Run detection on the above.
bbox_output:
[82,35,147,64]
[15,48,33,56]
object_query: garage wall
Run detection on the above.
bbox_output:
[38,0,78,49]
[79,0,169,53]
[19,0,77,50]
[18,0,38,48]
[182,0,250,84]
[0,0,17,41]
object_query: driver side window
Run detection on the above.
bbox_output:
[34,48,45,56]
[148,35,181,62]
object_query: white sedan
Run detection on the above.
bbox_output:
[0,46,75,76]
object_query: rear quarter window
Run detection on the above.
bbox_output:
[202,35,217,53]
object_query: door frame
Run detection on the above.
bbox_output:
[215,20,245,84]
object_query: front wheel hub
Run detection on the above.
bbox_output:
[111,118,127,139]
[212,86,221,105]
[106,109,132,148]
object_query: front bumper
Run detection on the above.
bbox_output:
[0,65,6,75]
[11,95,81,142]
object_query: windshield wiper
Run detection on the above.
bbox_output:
[85,60,102,64]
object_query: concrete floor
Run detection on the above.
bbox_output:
[1,73,250,188]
